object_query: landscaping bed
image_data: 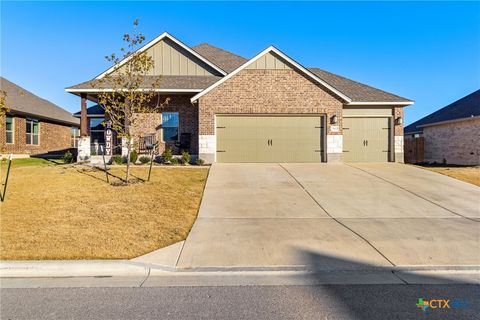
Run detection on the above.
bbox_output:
[0,162,208,260]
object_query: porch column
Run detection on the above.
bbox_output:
[80,93,88,136]
[77,93,91,161]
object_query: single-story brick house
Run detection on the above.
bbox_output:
[404,90,479,165]
[66,32,413,163]
[1,77,80,158]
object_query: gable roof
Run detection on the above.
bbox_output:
[308,68,413,104]
[66,75,222,93]
[95,32,227,79]
[1,77,79,126]
[192,43,248,73]
[405,89,480,134]
[191,46,353,103]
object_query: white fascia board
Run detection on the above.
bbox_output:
[417,115,479,128]
[191,46,352,103]
[65,88,203,93]
[94,32,227,79]
[347,101,415,106]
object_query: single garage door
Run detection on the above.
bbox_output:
[343,117,390,162]
[216,115,324,163]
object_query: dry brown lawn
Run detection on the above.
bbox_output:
[0,163,208,260]
[418,165,480,187]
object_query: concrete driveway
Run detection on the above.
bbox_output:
[176,163,480,270]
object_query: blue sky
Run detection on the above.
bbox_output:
[1,1,479,125]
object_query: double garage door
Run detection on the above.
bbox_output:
[216,114,391,163]
[216,115,325,163]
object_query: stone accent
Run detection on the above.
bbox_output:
[129,95,199,156]
[0,114,74,155]
[394,136,404,154]
[423,118,480,165]
[199,135,216,163]
[77,136,90,161]
[327,135,343,162]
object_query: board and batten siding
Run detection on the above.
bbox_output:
[115,38,221,76]
[245,52,292,70]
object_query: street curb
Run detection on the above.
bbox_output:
[1,260,479,278]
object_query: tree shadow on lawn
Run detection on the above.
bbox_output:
[74,165,147,185]
[299,250,478,320]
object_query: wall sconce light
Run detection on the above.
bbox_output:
[330,115,338,124]
[395,117,403,125]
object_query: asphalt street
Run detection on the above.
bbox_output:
[1,284,478,320]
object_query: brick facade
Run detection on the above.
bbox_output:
[129,95,199,155]
[423,118,480,165]
[198,69,344,135]
[0,114,74,155]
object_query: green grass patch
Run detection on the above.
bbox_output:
[2,158,65,167]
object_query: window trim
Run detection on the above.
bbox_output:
[89,117,106,144]
[25,117,40,146]
[5,115,14,144]
[71,126,80,148]
[161,112,180,142]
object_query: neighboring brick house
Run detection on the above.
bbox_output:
[404,90,480,165]
[1,77,80,157]
[66,32,413,163]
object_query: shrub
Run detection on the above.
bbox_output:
[139,156,150,164]
[62,151,74,164]
[91,149,97,156]
[196,158,205,166]
[162,148,173,163]
[111,155,123,165]
[170,157,179,165]
[181,150,190,165]
[130,150,138,164]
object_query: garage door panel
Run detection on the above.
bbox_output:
[343,117,390,162]
[216,116,323,163]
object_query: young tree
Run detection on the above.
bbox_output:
[95,19,169,184]
[0,90,9,123]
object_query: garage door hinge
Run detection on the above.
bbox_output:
[216,150,226,153]
[315,126,324,129]
[343,150,350,153]
[216,126,226,129]
[315,150,324,152]
[344,127,350,130]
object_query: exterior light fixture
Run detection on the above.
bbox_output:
[395,117,403,125]
[330,115,338,124]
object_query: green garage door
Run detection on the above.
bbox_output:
[216,116,324,163]
[343,117,390,162]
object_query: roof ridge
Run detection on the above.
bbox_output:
[308,67,410,101]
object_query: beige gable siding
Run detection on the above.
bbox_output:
[115,38,221,76]
[245,52,292,70]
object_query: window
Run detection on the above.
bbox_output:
[71,127,80,147]
[26,118,39,145]
[5,115,13,144]
[162,112,179,141]
[89,118,105,144]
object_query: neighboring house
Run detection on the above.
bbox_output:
[404,90,480,165]
[66,32,413,163]
[1,77,80,157]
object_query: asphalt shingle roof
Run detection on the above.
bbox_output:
[1,77,79,126]
[67,40,412,104]
[192,43,248,73]
[308,68,411,103]
[404,89,480,134]
[66,75,222,91]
